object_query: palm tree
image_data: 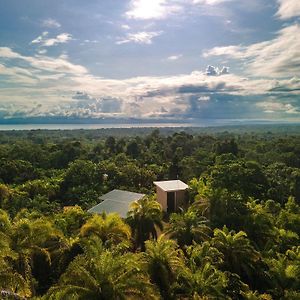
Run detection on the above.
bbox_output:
[143,237,184,299]
[179,262,227,299]
[241,290,273,300]
[166,208,211,247]
[0,218,31,298]
[45,238,159,300]
[49,235,83,283]
[54,205,87,237]
[10,216,64,296]
[0,209,12,233]
[186,241,224,268]
[0,266,31,300]
[127,196,163,251]
[80,213,131,247]
[244,199,277,250]
[266,253,300,298]
[177,238,227,299]
[211,226,261,284]
[0,241,30,299]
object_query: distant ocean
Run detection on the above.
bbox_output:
[0,123,196,131]
[0,120,298,131]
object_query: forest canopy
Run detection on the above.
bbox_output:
[0,125,300,299]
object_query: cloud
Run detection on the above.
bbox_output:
[116,31,163,44]
[206,65,229,76]
[220,66,229,75]
[72,92,123,114]
[0,64,37,85]
[0,47,88,75]
[38,49,47,55]
[193,0,233,5]
[270,77,300,92]
[126,0,182,20]
[98,98,123,113]
[167,54,182,61]
[0,47,23,59]
[121,24,131,30]
[198,96,210,101]
[82,39,99,44]
[31,32,73,47]
[1,46,299,121]
[125,0,238,21]
[203,45,241,58]
[26,54,87,74]
[276,0,300,20]
[72,91,93,101]
[206,65,218,76]
[203,24,300,77]
[31,31,49,44]
[256,101,299,114]
[42,18,61,28]
[60,69,300,120]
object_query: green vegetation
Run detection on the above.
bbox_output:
[0,125,300,299]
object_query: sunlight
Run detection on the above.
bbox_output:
[126,0,179,20]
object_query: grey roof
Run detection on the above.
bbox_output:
[153,180,188,192]
[88,189,145,218]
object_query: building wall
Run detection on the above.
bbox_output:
[156,187,187,212]
[175,190,187,210]
[156,187,167,211]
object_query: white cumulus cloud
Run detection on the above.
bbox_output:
[116,31,163,44]
[0,47,88,75]
[193,0,233,5]
[121,24,131,30]
[0,47,22,59]
[203,24,300,77]
[206,65,229,76]
[1,46,299,120]
[31,32,73,47]
[276,0,300,20]
[167,54,182,61]
[42,18,61,28]
[256,101,299,114]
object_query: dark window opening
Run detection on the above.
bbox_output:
[167,192,175,213]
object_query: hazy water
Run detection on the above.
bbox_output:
[0,123,198,131]
[0,120,296,131]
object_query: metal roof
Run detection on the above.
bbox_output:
[88,189,145,218]
[153,180,188,192]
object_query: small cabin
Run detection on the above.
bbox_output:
[153,180,189,213]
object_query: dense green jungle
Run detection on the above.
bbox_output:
[0,125,300,299]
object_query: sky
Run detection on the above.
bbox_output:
[0,0,300,123]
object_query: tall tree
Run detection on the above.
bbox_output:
[166,208,211,247]
[127,196,163,251]
[179,262,227,299]
[211,226,262,286]
[46,238,159,300]
[143,237,184,299]
[10,217,63,296]
[266,249,300,299]
[80,213,131,247]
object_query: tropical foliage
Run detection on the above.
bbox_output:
[0,127,300,299]
[127,196,163,251]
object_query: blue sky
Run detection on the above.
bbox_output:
[0,0,299,123]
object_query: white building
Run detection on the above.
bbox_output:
[153,180,189,213]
